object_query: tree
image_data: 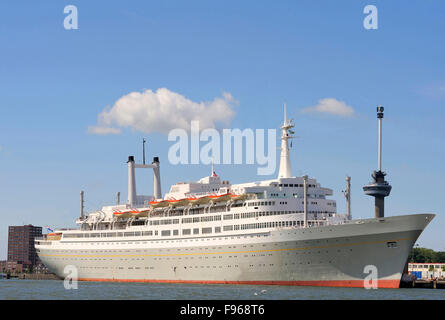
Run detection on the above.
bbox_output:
[408,247,445,263]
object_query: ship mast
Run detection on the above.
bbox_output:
[342,176,351,220]
[277,103,295,178]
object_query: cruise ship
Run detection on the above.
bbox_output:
[35,107,434,288]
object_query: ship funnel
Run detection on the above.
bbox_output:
[152,157,162,200]
[363,106,392,218]
[80,190,85,219]
[127,154,163,205]
[127,156,137,207]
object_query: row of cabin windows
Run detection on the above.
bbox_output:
[63,231,156,239]
[181,215,222,224]
[248,201,275,207]
[240,220,300,230]
[181,227,221,235]
[410,265,445,269]
[278,183,316,188]
[64,210,334,239]
[149,219,180,226]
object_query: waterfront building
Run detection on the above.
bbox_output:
[0,260,24,273]
[8,225,42,271]
[408,263,445,279]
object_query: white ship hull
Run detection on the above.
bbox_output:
[36,213,433,288]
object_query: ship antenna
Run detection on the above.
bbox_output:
[284,102,287,124]
[363,106,392,218]
[342,176,351,220]
[142,138,147,165]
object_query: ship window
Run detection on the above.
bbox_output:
[202,227,212,234]
[182,229,191,235]
[161,230,171,236]
[215,227,221,233]
[387,241,398,248]
[193,228,199,235]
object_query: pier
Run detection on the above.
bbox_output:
[0,273,59,280]
[400,278,445,289]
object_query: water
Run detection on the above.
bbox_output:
[1,279,445,300]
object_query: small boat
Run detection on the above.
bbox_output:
[167,198,189,207]
[188,196,210,205]
[208,193,232,203]
[46,232,62,240]
[113,210,133,219]
[134,209,151,218]
[149,200,169,208]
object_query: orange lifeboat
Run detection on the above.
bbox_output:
[113,210,133,219]
[134,209,151,218]
[188,195,210,205]
[167,198,189,208]
[208,193,232,203]
[46,232,62,241]
[149,200,169,208]
[129,209,142,217]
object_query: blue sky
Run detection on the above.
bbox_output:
[0,1,444,259]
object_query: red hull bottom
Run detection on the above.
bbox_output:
[78,278,400,289]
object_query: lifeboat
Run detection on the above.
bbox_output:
[149,200,169,208]
[113,210,133,219]
[167,198,189,207]
[208,193,232,203]
[129,209,142,217]
[47,232,62,241]
[134,209,151,218]
[188,196,210,205]
[230,193,248,201]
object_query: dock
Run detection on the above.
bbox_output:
[400,278,445,289]
[0,273,60,280]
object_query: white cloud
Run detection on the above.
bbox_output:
[87,126,121,135]
[301,98,355,117]
[88,88,237,135]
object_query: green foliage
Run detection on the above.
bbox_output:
[408,247,445,263]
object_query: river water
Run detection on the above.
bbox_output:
[1,279,445,300]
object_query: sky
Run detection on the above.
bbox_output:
[0,1,444,259]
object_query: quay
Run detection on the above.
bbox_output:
[400,278,445,289]
[0,273,59,280]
